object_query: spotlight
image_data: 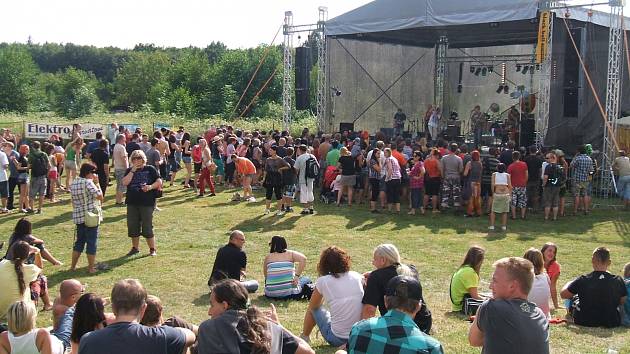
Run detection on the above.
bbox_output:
[504,85,509,94]
[457,84,463,93]
[496,85,504,94]
[516,64,521,72]
[522,66,529,74]
[475,67,481,76]
[470,66,476,73]
[482,67,487,76]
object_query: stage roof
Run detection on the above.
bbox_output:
[326,0,629,48]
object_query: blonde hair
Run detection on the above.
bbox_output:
[523,248,544,275]
[374,244,413,277]
[340,147,350,156]
[7,301,37,334]
[493,257,535,294]
[129,150,147,163]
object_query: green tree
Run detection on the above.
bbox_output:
[54,67,101,118]
[165,87,197,117]
[113,51,170,111]
[0,45,39,112]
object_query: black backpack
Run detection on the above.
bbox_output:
[547,164,562,186]
[305,155,320,180]
[30,152,49,177]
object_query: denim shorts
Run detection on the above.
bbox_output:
[0,180,8,198]
[73,223,98,255]
[182,156,192,164]
[311,307,347,347]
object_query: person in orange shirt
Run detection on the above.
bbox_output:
[232,155,257,202]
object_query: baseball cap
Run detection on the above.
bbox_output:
[385,275,422,302]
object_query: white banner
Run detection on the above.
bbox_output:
[24,122,106,140]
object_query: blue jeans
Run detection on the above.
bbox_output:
[51,306,74,350]
[242,280,259,293]
[410,188,424,209]
[311,307,347,347]
[618,175,630,201]
[73,224,98,255]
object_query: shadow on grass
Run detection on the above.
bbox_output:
[46,254,149,288]
[192,292,210,306]
[564,323,629,338]
[230,214,301,233]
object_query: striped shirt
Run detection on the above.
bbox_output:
[264,261,297,298]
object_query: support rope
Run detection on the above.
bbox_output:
[238,68,279,118]
[562,17,620,151]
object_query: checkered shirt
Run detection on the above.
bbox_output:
[69,177,100,225]
[571,154,593,182]
[348,310,443,354]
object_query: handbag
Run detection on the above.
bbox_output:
[83,185,103,227]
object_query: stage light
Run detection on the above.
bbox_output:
[496,85,504,94]
[457,84,463,93]
[504,85,509,94]
[522,66,529,74]
[470,66,476,73]
[516,64,521,72]
[482,67,487,76]
[475,67,481,76]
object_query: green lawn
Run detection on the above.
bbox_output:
[1,181,629,353]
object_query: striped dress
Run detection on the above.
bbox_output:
[264,261,298,298]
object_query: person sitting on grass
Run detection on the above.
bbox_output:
[523,248,551,318]
[197,279,314,354]
[79,279,195,354]
[140,295,198,335]
[541,242,561,310]
[560,247,627,328]
[5,217,62,266]
[0,301,64,354]
[263,236,310,299]
[70,293,114,354]
[362,244,432,334]
[622,262,630,326]
[468,257,549,354]
[340,276,444,354]
[208,230,259,293]
[300,246,364,347]
[489,163,512,232]
[450,246,486,312]
[50,279,84,351]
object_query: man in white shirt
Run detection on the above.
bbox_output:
[294,145,317,215]
[0,147,9,213]
[113,134,129,205]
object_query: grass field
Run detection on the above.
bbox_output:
[1,178,628,353]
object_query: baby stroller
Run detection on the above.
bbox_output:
[320,165,339,204]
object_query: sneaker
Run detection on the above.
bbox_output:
[149,248,157,256]
[26,208,34,214]
[209,193,216,197]
[300,209,310,215]
[247,196,256,202]
[286,207,294,213]
[126,248,140,256]
[501,226,507,231]
[21,208,28,213]
[308,209,314,214]
[154,206,162,212]
[264,209,271,215]
[35,209,42,214]
[197,194,204,198]
[488,226,495,231]
[275,210,286,216]
[0,208,8,214]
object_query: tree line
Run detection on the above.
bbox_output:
[0,41,285,119]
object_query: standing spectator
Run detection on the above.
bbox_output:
[263,146,289,215]
[197,279,313,354]
[280,147,297,212]
[464,150,483,217]
[89,139,110,197]
[69,163,104,273]
[78,279,195,354]
[468,257,549,353]
[210,135,224,186]
[542,152,562,221]
[450,246,486,312]
[367,148,383,213]
[508,151,528,220]
[523,248,551,318]
[499,141,515,166]
[44,144,59,202]
[423,149,442,213]
[3,142,19,210]
[208,230,259,293]
[125,133,142,157]
[440,143,463,210]
[64,138,83,190]
[524,146,543,211]
[613,150,630,209]
[336,147,355,207]
[27,141,50,214]
[122,150,162,257]
[481,147,500,214]
[344,276,443,354]
[107,123,118,153]
[570,145,594,215]
[561,247,627,327]
[232,155,256,202]
[112,134,129,206]
[154,131,170,184]
[85,131,104,159]
[489,163,512,232]
[300,246,364,347]
[383,148,402,213]
[166,134,180,187]
[556,150,569,217]
[326,141,341,167]
[367,141,387,210]
[139,134,151,153]
[541,242,562,310]
[180,132,193,188]
[15,144,31,213]
[0,143,8,213]
[224,137,237,187]
[408,151,425,215]
[294,144,317,214]
[198,139,216,198]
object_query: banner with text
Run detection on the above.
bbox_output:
[535,11,551,64]
[24,122,106,140]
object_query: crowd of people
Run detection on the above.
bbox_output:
[0,123,629,354]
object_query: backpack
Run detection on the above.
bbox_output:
[305,155,320,180]
[30,152,49,177]
[547,164,562,186]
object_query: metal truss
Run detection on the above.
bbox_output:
[434,36,449,112]
[316,7,328,133]
[536,8,554,148]
[282,11,294,132]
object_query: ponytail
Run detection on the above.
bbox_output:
[8,241,31,297]
[14,258,26,296]
[395,262,414,277]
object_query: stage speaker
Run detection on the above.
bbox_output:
[295,46,312,110]
[563,88,578,118]
[444,125,461,140]
[520,119,535,148]
[339,122,354,133]
[380,128,395,137]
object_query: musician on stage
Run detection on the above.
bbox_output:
[427,107,441,142]
[506,107,520,144]
[423,104,433,139]
[393,108,407,137]
[470,105,483,148]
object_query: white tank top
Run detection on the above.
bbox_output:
[494,172,509,186]
[8,329,40,354]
